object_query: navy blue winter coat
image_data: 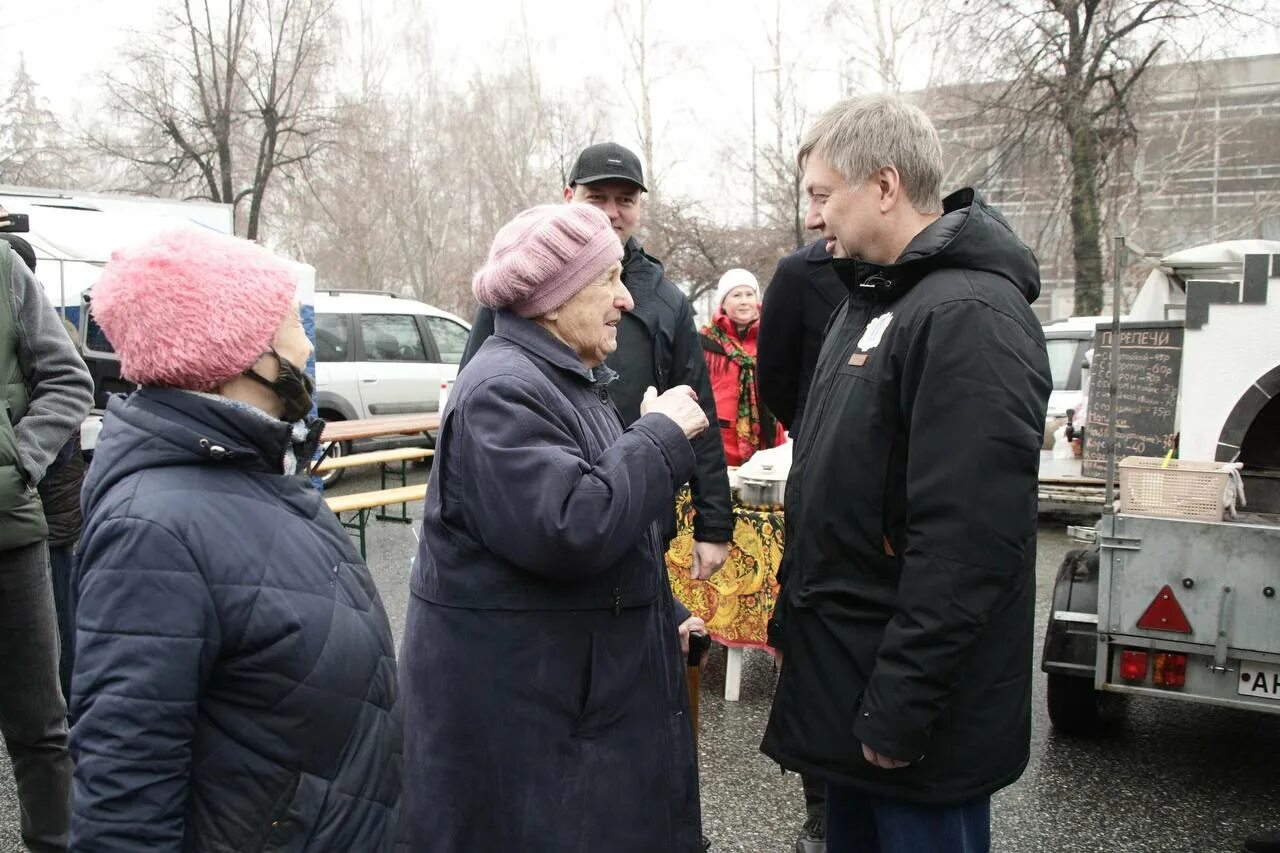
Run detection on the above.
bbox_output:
[70,388,402,852]
[400,311,703,852]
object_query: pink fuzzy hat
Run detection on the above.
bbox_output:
[91,229,298,392]
[472,203,622,318]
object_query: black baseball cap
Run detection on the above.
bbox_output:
[569,142,647,192]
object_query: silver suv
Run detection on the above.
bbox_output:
[314,291,469,485]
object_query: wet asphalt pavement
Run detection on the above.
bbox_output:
[2,465,1275,852]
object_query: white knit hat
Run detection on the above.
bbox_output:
[715,268,759,307]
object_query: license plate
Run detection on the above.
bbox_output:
[1238,663,1280,701]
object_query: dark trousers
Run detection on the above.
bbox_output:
[47,544,75,702]
[0,541,72,853]
[803,772,827,818]
[826,783,990,853]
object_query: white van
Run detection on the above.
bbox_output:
[314,291,470,482]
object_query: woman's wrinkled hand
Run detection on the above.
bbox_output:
[641,385,708,439]
[677,615,710,666]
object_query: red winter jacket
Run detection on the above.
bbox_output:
[699,309,785,466]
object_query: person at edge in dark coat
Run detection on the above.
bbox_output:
[460,142,733,585]
[70,229,402,852]
[698,267,784,467]
[760,94,1052,853]
[0,226,92,853]
[757,237,846,441]
[399,203,710,853]
[756,237,845,853]
[0,233,86,705]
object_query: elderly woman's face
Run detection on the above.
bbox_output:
[272,301,313,373]
[542,262,632,368]
[244,301,312,390]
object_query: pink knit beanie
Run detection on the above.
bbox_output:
[92,229,298,392]
[472,203,622,318]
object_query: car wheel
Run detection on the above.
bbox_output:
[317,439,351,488]
[316,411,350,488]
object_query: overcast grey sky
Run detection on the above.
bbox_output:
[0,0,884,210]
[3,0,1277,211]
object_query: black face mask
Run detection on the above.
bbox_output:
[243,348,316,422]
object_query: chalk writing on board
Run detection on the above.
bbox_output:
[1081,322,1184,480]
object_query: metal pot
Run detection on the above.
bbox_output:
[736,475,786,511]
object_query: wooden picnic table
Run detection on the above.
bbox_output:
[320,412,440,444]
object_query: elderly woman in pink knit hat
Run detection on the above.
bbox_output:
[69,229,402,851]
[399,203,709,852]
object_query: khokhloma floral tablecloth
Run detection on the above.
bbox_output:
[665,488,784,651]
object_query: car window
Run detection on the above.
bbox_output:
[315,313,349,362]
[360,314,427,362]
[1046,338,1085,391]
[423,316,470,365]
[84,305,115,354]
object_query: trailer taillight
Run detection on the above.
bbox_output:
[1152,652,1188,688]
[1120,649,1149,683]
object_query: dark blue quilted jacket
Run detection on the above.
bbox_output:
[70,388,402,852]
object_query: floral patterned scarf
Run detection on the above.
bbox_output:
[700,319,775,462]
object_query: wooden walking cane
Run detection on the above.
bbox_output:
[685,633,711,745]
[686,664,701,744]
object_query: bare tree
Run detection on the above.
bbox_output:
[276,1,615,315]
[612,0,657,197]
[935,0,1272,313]
[826,0,931,93]
[0,59,75,186]
[89,0,338,239]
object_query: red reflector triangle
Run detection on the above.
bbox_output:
[1136,585,1193,634]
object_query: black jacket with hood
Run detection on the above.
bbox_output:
[760,189,1051,804]
[460,236,732,545]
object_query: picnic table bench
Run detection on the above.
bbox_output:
[318,415,440,556]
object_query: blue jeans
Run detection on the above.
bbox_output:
[826,783,990,853]
[0,540,72,852]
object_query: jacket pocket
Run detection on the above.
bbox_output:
[250,772,303,853]
[0,399,25,473]
[571,627,640,738]
[331,560,375,612]
[0,403,48,549]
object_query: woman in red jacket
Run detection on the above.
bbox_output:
[699,268,785,466]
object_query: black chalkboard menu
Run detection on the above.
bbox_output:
[1081,321,1184,480]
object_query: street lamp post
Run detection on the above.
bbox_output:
[751,65,780,229]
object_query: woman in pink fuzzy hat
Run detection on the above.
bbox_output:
[399,203,712,852]
[69,229,402,852]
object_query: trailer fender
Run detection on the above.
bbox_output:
[1041,546,1101,676]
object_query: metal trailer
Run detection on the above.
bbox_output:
[1043,511,1280,732]
[1040,243,1280,733]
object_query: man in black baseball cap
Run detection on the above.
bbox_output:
[568,142,648,192]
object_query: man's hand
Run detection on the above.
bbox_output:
[862,743,911,770]
[678,615,710,665]
[691,540,728,580]
[641,385,709,439]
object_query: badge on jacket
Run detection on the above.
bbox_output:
[851,312,894,364]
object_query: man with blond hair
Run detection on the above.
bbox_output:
[760,94,1051,852]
